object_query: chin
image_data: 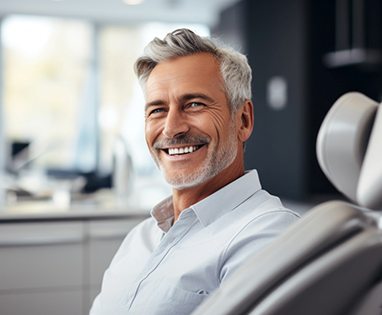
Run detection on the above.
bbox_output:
[166,177,205,190]
[164,170,210,190]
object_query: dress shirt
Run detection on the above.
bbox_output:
[90,170,300,315]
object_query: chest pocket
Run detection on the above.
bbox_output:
[129,281,209,315]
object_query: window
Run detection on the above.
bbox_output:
[0,16,209,208]
[2,15,95,172]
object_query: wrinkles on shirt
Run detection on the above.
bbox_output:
[127,279,209,315]
[127,213,199,310]
[90,170,301,315]
[218,209,300,282]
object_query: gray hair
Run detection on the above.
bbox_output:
[134,28,252,111]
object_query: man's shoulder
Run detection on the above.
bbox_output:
[206,189,300,251]
[217,190,300,281]
[219,189,300,249]
[235,189,300,221]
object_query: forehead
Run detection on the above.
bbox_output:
[145,53,225,100]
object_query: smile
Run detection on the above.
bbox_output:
[165,145,204,156]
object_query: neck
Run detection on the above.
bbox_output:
[171,159,244,221]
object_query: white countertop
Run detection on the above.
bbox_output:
[0,191,150,222]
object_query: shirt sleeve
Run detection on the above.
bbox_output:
[219,209,300,283]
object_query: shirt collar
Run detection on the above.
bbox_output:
[191,170,262,227]
[151,196,174,232]
[151,170,262,231]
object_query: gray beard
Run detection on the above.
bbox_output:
[161,131,238,190]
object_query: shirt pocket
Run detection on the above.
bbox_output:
[130,281,210,315]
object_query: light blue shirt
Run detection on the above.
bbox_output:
[90,170,300,315]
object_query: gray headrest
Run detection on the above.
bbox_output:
[316,92,382,209]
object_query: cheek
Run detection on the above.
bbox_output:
[207,111,233,140]
[144,124,151,145]
[145,120,161,146]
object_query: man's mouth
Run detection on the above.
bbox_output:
[164,144,204,156]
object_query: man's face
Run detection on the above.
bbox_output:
[144,53,241,190]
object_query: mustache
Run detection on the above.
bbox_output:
[153,134,210,149]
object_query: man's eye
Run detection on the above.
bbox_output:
[148,108,165,116]
[187,102,204,109]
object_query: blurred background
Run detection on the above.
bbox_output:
[0,0,381,314]
[0,0,382,209]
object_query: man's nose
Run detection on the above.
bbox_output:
[162,108,190,138]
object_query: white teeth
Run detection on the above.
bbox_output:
[168,146,198,155]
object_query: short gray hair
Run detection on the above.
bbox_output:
[134,28,252,111]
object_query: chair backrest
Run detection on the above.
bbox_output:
[316,92,382,209]
[191,92,382,315]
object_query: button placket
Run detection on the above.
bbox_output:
[127,211,197,310]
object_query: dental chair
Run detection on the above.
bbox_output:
[192,92,382,315]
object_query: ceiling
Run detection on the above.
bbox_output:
[0,0,240,26]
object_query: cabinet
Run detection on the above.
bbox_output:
[0,222,84,315]
[0,216,145,315]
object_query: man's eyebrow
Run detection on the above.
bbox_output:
[179,93,215,103]
[145,100,166,111]
[145,93,214,111]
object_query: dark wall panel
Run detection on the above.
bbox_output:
[213,0,382,201]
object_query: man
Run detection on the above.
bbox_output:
[90,29,299,315]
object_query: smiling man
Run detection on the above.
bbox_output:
[90,29,300,315]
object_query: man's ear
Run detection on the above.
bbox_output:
[237,100,254,142]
